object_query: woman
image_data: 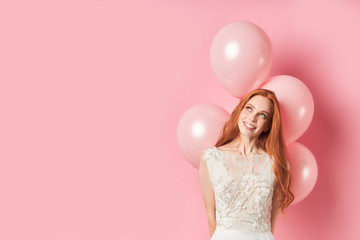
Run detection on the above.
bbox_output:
[199,89,294,240]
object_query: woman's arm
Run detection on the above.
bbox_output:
[271,160,291,233]
[199,152,216,237]
[270,185,282,234]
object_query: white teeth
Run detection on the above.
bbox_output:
[244,122,255,129]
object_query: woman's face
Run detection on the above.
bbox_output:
[238,95,273,138]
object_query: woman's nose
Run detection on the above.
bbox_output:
[249,113,257,122]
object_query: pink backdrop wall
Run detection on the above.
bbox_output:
[1,0,359,239]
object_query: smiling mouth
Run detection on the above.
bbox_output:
[243,121,256,130]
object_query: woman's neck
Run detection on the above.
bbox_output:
[230,136,264,155]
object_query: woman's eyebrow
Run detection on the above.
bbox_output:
[247,103,269,115]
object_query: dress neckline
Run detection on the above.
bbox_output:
[214,146,268,158]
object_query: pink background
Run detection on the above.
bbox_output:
[1,0,359,239]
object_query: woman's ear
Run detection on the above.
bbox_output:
[264,125,270,132]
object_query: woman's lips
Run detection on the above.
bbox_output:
[243,121,256,130]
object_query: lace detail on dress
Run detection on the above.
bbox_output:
[203,147,276,232]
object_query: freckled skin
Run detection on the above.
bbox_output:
[238,95,273,139]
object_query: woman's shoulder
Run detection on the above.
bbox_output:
[202,146,216,158]
[202,146,222,163]
[215,143,237,153]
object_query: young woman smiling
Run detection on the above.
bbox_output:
[199,88,294,240]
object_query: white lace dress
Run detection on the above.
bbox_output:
[203,147,276,240]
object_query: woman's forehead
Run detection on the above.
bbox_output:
[247,95,273,111]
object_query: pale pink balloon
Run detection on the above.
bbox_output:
[210,21,273,98]
[287,142,318,205]
[176,104,230,168]
[260,75,314,144]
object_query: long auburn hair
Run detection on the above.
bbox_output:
[215,88,294,214]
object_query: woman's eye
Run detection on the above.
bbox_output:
[259,113,267,119]
[246,106,252,111]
